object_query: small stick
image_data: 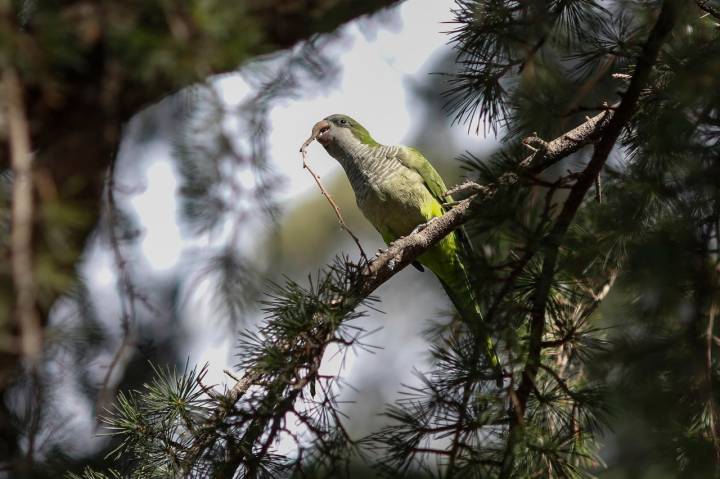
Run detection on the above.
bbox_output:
[300,136,368,263]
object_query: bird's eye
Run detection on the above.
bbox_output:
[340,119,348,125]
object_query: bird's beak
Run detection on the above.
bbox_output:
[300,120,331,153]
[312,120,331,145]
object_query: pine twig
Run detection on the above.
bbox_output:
[696,0,720,19]
[706,305,720,463]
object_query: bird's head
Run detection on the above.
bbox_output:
[311,114,378,149]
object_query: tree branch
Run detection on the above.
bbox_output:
[359,109,614,296]
[2,67,42,363]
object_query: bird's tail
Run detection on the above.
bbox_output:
[438,265,504,387]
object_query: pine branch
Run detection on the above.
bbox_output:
[360,107,613,296]
[500,1,680,476]
[216,326,336,478]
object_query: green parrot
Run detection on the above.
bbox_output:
[310,114,502,384]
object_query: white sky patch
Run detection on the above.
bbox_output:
[129,154,182,272]
[213,73,252,108]
[85,248,116,289]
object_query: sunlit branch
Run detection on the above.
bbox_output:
[696,0,720,19]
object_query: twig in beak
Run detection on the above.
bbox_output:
[299,135,368,264]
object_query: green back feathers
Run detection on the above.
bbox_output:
[398,147,450,205]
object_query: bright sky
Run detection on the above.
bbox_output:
[59,0,498,458]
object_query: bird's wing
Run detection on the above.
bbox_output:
[399,147,479,260]
[397,146,450,205]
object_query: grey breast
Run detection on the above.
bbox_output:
[336,144,403,204]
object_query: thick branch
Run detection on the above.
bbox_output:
[359,109,613,296]
[3,67,42,363]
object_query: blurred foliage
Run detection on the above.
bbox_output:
[0,0,401,341]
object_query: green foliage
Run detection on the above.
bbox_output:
[371,0,718,477]
[444,0,611,136]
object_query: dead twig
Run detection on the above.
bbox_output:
[300,136,368,264]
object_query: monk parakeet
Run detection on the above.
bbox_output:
[310,114,502,384]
